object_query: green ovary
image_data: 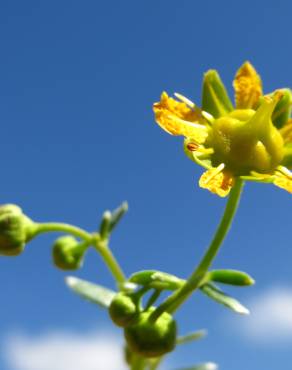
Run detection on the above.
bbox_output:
[210,109,284,175]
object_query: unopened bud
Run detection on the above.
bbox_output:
[124,307,177,358]
[109,292,137,327]
[52,236,85,270]
[0,204,34,256]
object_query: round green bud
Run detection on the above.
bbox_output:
[0,204,34,256]
[109,292,137,327]
[52,236,84,270]
[124,307,177,358]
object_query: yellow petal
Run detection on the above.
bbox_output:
[273,167,292,193]
[233,62,263,109]
[199,164,234,197]
[153,92,207,143]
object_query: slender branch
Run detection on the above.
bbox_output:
[33,222,92,241]
[95,240,126,285]
[150,178,244,321]
[34,222,126,285]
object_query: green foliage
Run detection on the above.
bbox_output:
[271,88,292,128]
[207,269,255,286]
[200,282,249,315]
[202,70,233,118]
[0,204,34,256]
[129,270,184,291]
[109,292,138,327]
[65,276,115,308]
[124,307,177,358]
[52,236,86,270]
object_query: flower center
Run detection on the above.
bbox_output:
[209,109,284,175]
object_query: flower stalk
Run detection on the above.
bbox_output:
[150,177,243,321]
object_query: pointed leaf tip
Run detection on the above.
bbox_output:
[200,283,250,315]
[65,276,116,308]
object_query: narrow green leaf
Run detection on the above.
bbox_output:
[173,362,218,370]
[208,269,255,286]
[128,270,184,290]
[202,70,233,118]
[99,210,111,239]
[65,276,115,308]
[200,282,249,315]
[176,330,207,345]
[109,201,128,232]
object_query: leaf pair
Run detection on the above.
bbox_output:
[99,202,128,239]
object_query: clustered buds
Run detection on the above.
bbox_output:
[124,307,176,358]
[52,236,86,270]
[0,204,35,256]
[109,288,177,358]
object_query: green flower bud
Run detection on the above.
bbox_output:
[109,292,137,327]
[52,236,85,270]
[0,204,34,256]
[124,307,177,358]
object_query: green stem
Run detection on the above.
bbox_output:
[151,178,243,321]
[33,222,92,241]
[33,222,126,285]
[130,354,146,370]
[95,240,126,285]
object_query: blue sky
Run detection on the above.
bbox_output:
[0,1,292,369]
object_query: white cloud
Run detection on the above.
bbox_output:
[3,329,127,370]
[235,287,292,343]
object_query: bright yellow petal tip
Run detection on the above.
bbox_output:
[153,92,208,143]
[233,61,263,109]
[199,164,234,197]
[273,167,292,193]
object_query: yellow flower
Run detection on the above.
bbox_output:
[153,62,292,197]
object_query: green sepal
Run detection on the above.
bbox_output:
[128,270,184,291]
[99,202,128,239]
[109,201,128,232]
[281,143,292,169]
[99,210,111,239]
[207,269,255,286]
[176,330,207,345]
[183,138,212,170]
[202,70,233,118]
[200,282,249,315]
[65,276,115,308]
[271,88,292,128]
[173,363,217,370]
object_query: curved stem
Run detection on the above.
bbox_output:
[33,222,126,285]
[33,222,92,241]
[95,240,126,285]
[151,178,243,321]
